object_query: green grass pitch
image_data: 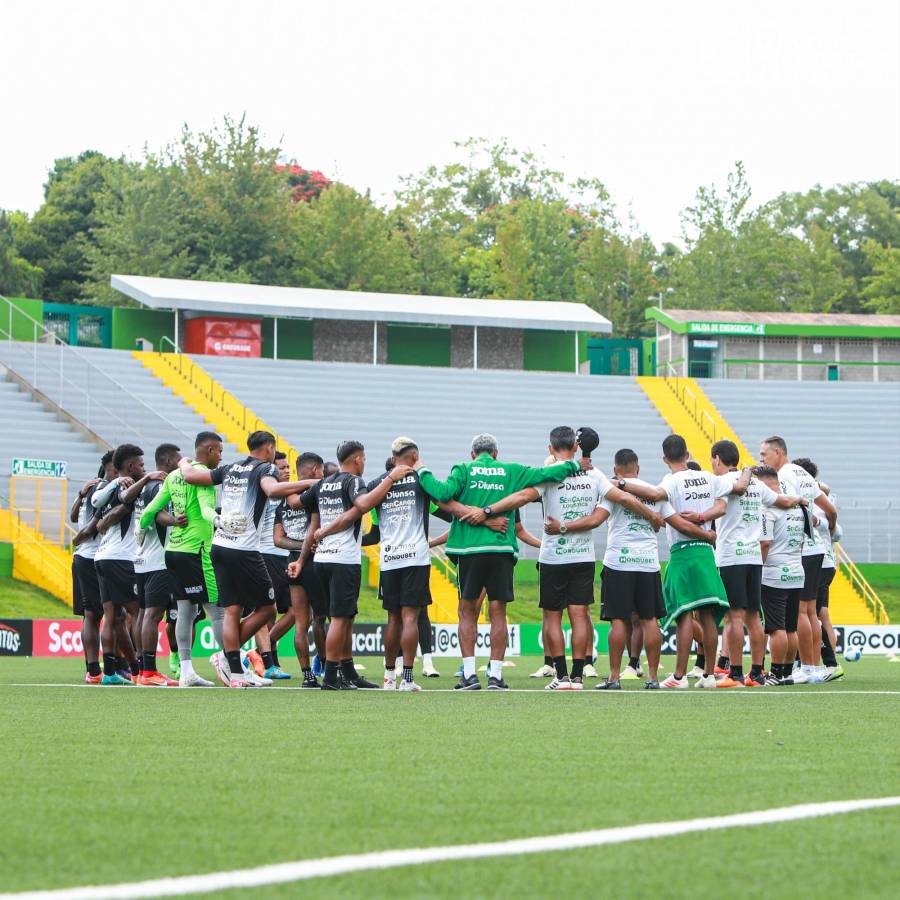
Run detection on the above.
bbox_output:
[1,655,899,898]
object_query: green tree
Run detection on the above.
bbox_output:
[861,239,900,313]
[0,211,43,298]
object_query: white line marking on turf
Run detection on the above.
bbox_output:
[2,797,899,900]
[3,683,900,696]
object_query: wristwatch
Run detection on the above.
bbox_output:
[617,479,627,490]
[482,506,493,517]
[559,523,568,535]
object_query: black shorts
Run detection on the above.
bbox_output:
[380,565,432,611]
[95,558,136,606]
[314,562,360,618]
[72,555,102,616]
[457,553,515,603]
[761,584,803,634]
[166,548,218,607]
[719,564,762,612]
[136,569,174,609]
[800,553,825,602]
[263,553,291,614]
[288,553,329,617]
[211,545,274,609]
[539,561,595,611]
[599,567,665,621]
[816,567,836,611]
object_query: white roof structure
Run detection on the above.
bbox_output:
[110,274,611,333]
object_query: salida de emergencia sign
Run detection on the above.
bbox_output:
[11,458,67,478]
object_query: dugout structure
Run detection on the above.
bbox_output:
[648,307,900,382]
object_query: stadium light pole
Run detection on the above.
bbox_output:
[473,325,478,371]
[373,321,378,366]
[274,317,278,360]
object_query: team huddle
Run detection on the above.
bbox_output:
[69,424,843,691]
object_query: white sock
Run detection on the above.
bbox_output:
[180,659,194,677]
[423,652,433,668]
[463,656,476,678]
[384,666,396,680]
[489,659,503,679]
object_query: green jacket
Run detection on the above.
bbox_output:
[417,453,579,557]
[139,462,217,554]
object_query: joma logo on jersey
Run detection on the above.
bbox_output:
[471,466,505,476]
[229,463,255,473]
[319,482,342,492]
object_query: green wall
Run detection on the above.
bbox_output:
[111,307,175,351]
[2,297,44,341]
[261,317,313,360]
[386,324,451,367]
[523,329,581,372]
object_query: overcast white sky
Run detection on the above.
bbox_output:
[3,0,898,245]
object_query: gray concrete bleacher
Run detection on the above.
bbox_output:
[195,356,673,558]
[703,379,900,561]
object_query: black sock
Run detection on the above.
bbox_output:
[302,666,314,682]
[777,663,789,678]
[324,660,339,684]
[571,658,585,679]
[821,631,837,667]
[225,650,243,677]
[717,655,729,669]
[403,665,414,683]
[750,664,763,677]
[695,653,706,670]
[553,655,568,679]
[129,659,139,676]
[543,655,552,667]
[142,652,157,673]
[261,651,274,670]
[271,647,280,668]
[103,654,118,676]
[729,664,743,679]
[628,656,639,669]
[340,659,357,681]
[87,661,101,677]
[115,655,127,672]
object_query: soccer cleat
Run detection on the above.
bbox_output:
[583,663,600,679]
[101,673,133,686]
[715,676,744,689]
[351,675,379,689]
[84,672,102,685]
[635,664,645,678]
[214,659,231,688]
[179,670,213,688]
[393,660,403,679]
[822,664,844,682]
[645,679,660,689]
[686,666,705,679]
[714,665,731,678]
[743,673,765,687]
[228,674,249,688]
[790,668,810,684]
[695,674,718,688]
[529,664,555,678]
[569,677,584,691]
[422,660,441,678]
[595,678,622,690]
[383,677,397,691]
[117,670,134,683]
[264,665,291,680]
[245,650,266,677]
[805,668,825,684]
[312,654,325,677]
[487,677,509,690]
[620,666,641,680]
[301,677,322,689]
[545,676,573,691]
[661,674,688,689]
[454,674,482,691]
[244,669,273,687]
[764,673,782,686]
[398,680,422,692]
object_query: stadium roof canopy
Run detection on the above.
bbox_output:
[110,274,612,334]
[646,306,900,338]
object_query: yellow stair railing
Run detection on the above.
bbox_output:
[637,373,882,625]
[0,508,73,606]
[134,352,299,468]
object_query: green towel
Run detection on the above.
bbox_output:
[662,540,729,629]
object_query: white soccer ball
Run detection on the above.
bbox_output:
[843,647,862,662]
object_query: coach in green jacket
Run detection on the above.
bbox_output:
[416,432,585,690]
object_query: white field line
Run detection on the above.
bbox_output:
[2,797,899,900]
[2,683,900,696]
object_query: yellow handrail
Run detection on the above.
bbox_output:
[835,544,889,624]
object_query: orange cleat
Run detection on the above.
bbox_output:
[714,665,731,678]
[246,650,266,677]
[715,676,745,688]
[137,671,175,687]
[743,673,765,687]
[84,672,103,685]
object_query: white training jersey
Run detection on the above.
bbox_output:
[601,477,673,572]
[133,481,167,573]
[760,506,805,589]
[818,497,842,570]
[778,463,825,557]
[714,471,779,568]
[258,496,288,557]
[210,457,280,552]
[93,478,138,563]
[302,472,368,565]
[659,469,723,548]
[73,483,102,560]
[367,471,433,571]
[534,469,612,565]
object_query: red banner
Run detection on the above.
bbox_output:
[184,317,262,357]
[31,619,171,657]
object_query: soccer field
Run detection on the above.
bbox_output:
[2,657,899,899]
